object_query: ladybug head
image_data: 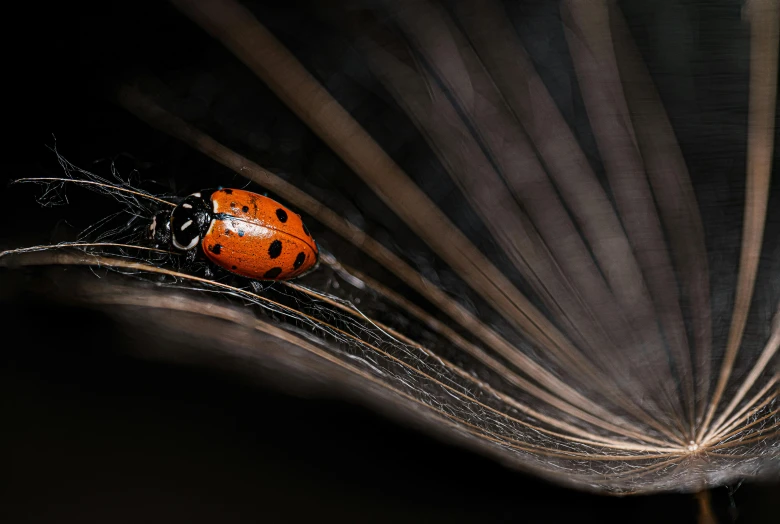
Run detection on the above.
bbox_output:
[168,192,213,251]
[147,208,172,248]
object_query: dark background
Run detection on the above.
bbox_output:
[2,1,778,522]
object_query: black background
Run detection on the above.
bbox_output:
[2,1,778,522]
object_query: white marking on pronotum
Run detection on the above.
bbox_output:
[181,219,193,231]
[172,234,200,250]
[149,215,157,233]
[213,199,218,213]
[183,203,192,209]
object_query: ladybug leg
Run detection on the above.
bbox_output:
[250,281,267,294]
[203,265,214,278]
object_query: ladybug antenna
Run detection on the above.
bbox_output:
[12,177,177,207]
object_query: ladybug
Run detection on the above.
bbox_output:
[149,188,319,281]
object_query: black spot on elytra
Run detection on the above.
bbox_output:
[209,244,222,255]
[276,208,288,223]
[242,205,249,212]
[231,265,237,270]
[263,267,282,279]
[293,252,306,270]
[268,240,282,259]
[230,202,237,208]
[302,222,311,237]
[223,189,233,194]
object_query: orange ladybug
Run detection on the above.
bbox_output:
[150,188,319,281]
